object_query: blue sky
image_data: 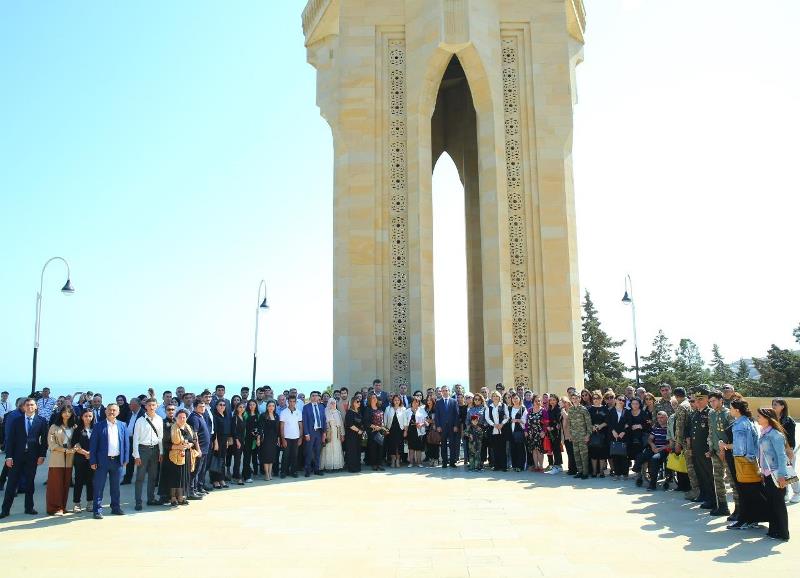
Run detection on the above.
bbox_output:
[1,1,798,395]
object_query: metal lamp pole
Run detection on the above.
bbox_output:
[621,274,640,387]
[252,280,269,399]
[32,257,75,396]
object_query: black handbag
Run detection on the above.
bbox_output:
[589,432,604,448]
[609,440,627,457]
[373,432,385,446]
[208,454,224,474]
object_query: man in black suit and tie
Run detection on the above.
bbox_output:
[434,386,460,468]
[397,384,411,409]
[0,398,48,518]
[90,394,105,423]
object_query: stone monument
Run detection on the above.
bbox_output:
[302,0,586,392]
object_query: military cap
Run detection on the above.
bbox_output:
[691,384,713,398]
[674,387,686,398]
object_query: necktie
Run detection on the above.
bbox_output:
[313,404,320,429]
[26,417,32,435]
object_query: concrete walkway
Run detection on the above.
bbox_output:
[1,466,797,576]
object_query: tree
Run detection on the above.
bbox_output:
[673,338,710,388]
[709,344,735,386]
[752,344,800,397]
[793,322,800,345]
[733,358,761,396]
[582,291,629,392]
[639,330,675,391]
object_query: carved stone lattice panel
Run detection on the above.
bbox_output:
[502,36,532,388]
[387,37,410,389]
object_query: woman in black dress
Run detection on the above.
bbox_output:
[607,395,632,480]
[588,391,609,477]
[231,402,246,484]
[384,394,406,468]
[546,395,563,473]
[242,400,260,483]
[628,398,648,484]
[406,397,425,466]
[258,400,280,481]
[344,398,365,473]
[363,394,386,471]
[210,400,230,489]
[424,395,439,466]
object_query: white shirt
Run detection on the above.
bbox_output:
[384,406,410,429]
[107,420,120,457]
[280,408,302,440]
[0,399,10,421]
[484,404,509,433]
[311,403,322,429]
[131,413,164,458]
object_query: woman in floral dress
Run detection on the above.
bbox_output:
[525,394,546,472]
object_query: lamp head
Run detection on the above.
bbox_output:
[621,291,631,305]
[259,297,269,310]
[61,279,75,295]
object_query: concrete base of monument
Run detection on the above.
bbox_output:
[1,464,796,575]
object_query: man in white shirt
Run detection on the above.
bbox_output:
[131,398,163,511]
[279,396,303,479]
[36,387,56,422]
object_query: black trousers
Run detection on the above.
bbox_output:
[73,459,94,503]
[510,437,526,470]
[611,454,629,476]
[230,446,243,479]
[491,434,507,471]
[763,475,790,540]
[281,439,299,476]
[692,448,715,503]
[190,454,207,493]
[367,437,381,467]
[1,453,38,513]
[242,445,258,479]
[564,440,575,473]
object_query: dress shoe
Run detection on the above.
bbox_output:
[93,512,103,520]
[291,473,298,478]
[700,502,715,509]
[0,511,9,519]
[187,494,202,500]
[314,471,324,476]
[203,485,214,492]
[280,474,286,479]
[304,471,311,478]
[24,509,38,515]
[111,509,125,515]
[134,503,143,511]
[709,508,730,517]
[146,500,159,506]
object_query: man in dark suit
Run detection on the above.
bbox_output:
[90,394,106,423]
[187,398,210,498]
[301,391,327,477]
[372,379,389,410]
[0,398,48,517]
[397,384,411,409]
[89,403,130,519]
[434,386,460,468]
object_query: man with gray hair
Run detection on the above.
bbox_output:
[131,398,163,511]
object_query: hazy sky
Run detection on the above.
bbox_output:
[1,1,798,393]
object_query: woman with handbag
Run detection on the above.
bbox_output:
[508,393,528,471]
[383,395,408,468]
[607,395,631,480]
[423,395,440,466]
[755,407,792,541]
[407,396,427,467]
[364,393,386,471]
[344,397,365,473]
[772,398,800,503]
[484,391,509,472]
[162,409,198,507]
[721,399,766,529]
[588,391,609,478]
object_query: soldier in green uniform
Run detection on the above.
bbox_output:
[567,393,591,479]
[653,384,675,418]
[689,385,716,509]
[708,390,738,517]
[673,387,699,500]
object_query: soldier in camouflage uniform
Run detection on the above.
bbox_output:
[689,385,716,509]
[465,414,483,471]
[568,393,591,479]
[654,384,675,418]
[708,390,737,517]
[674,387,700,500]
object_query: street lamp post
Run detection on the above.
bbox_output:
[32,257,75,396]
[252,280,269,399]
[621,274,640,388]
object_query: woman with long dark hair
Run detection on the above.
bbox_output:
[485,390,509,472]
[231,402,246,484]
[71,408,94,512]
[544,394,563,475]
[209,400,230,489]
[588,391,609,478]
[242,399,260,483]
[755,407,791,541]
[423,395,439,466]
[525,394,546,472]
[508,393,527,472]
[258,400,281,480]
[46,405,76,515]
[344,397,365,473]
[772,398,799,503]
[364,393,386,471]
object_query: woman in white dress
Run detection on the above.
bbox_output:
[321,398,345,471]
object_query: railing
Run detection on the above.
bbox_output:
[302,0,332,38]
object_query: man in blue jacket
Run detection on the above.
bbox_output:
[89,403,130,519]
[301,391,327,477]
[187,398,210,499]
[0,398,48,518]
[434,386,461,468]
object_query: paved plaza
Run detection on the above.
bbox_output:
[1,465,796,577]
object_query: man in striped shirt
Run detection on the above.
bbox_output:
[638,411,671,490]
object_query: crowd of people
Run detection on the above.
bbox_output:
[0,380,796,541]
